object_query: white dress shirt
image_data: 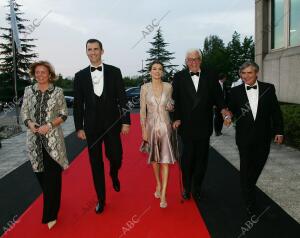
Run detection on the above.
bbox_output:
[245,81,259,120]
[190,71,200,91]
[91,63,104,97]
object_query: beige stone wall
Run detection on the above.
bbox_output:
[255,0,300,104]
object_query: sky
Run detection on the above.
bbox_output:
[0,0,255,78]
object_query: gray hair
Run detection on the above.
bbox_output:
[185,48,202,61]
[239,61,260,73]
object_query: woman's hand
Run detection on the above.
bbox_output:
[28,121,40,133]
[77,130,86,140]
[166,103,174,112]
[165,99,175,112]
[37,124,51,135]
[142,129,148,142]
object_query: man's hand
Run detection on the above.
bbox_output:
[121,124,130,135]
[223,118,232,127]
[77,129,86,140]
[173,120,181,129]
[274,135,283,144]
[221,108,232,127]
[221,108,232,118]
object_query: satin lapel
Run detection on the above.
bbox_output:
[102,63,108,101]
[192,72,204,109]
[184,70,197,100]
[240,85,255,122]
[255,81,266,122]
[83,66,95,104]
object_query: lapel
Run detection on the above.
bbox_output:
[83,66,93,92]
[238,83,255,122]
[82,66,95,103]
[192,71,204,110]
[255,81,266,122]
[102,63,109,101]
[184,70,197,98]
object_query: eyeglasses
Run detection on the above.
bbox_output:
[186,58,200,63]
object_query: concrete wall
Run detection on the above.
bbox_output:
[263,47,300,104]
[255,0,300,104]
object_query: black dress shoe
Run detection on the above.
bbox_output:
[192,191,201,201]
[112,178,120,192]
[182,191,191,200]
[95,202,105,214]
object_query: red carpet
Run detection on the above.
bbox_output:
[3,114,210,238]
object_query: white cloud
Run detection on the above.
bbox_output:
[0,0,255,76]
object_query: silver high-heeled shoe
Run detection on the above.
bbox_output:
[154,191,161,199]
[160,200,167,208]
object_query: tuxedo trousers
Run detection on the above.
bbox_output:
[86,130,123,203]
[35,146,62,224]
[214,107,224,134]
[180,137,210,194]
[238,142,270,207]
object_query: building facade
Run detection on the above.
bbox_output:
[255,0,300,104]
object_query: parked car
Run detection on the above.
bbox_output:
[126,87,140,108]
[0,101,3,111]
[2,101,9,109]
[64,96,74,108]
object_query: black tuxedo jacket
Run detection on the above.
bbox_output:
[73,63,130,137]
[229,81,283,147]
[172,69,226,139]
[216,81,229,109]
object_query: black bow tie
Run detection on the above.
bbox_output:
[246,85,257,90]
[91,66,102,72]
[190,72,200,77]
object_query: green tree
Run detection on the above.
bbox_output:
[226,31,244,82]
[139,27,178,81]
[123,75,143,87]
[201,35,229,75]
[0,0,37,80]
[55,74,73,89]
[241,36,255,62]
[226,31,255,84]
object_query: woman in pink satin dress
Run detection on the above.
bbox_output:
[140,61,176,208]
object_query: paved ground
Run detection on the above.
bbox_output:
[0,111,74,179]
[0,112,299,224]
[211,125,300,223]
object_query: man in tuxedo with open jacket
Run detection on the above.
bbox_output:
[73,39,130,214]
[228,61,284,215]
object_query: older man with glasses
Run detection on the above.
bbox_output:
[172,49,231,201]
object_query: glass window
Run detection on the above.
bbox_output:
[289,0,300,46]
[271,0,285,49]
[133,88,140,94]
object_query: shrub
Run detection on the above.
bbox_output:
[280,104,300,150]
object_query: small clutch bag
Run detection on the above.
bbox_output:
[139,140,150,153]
